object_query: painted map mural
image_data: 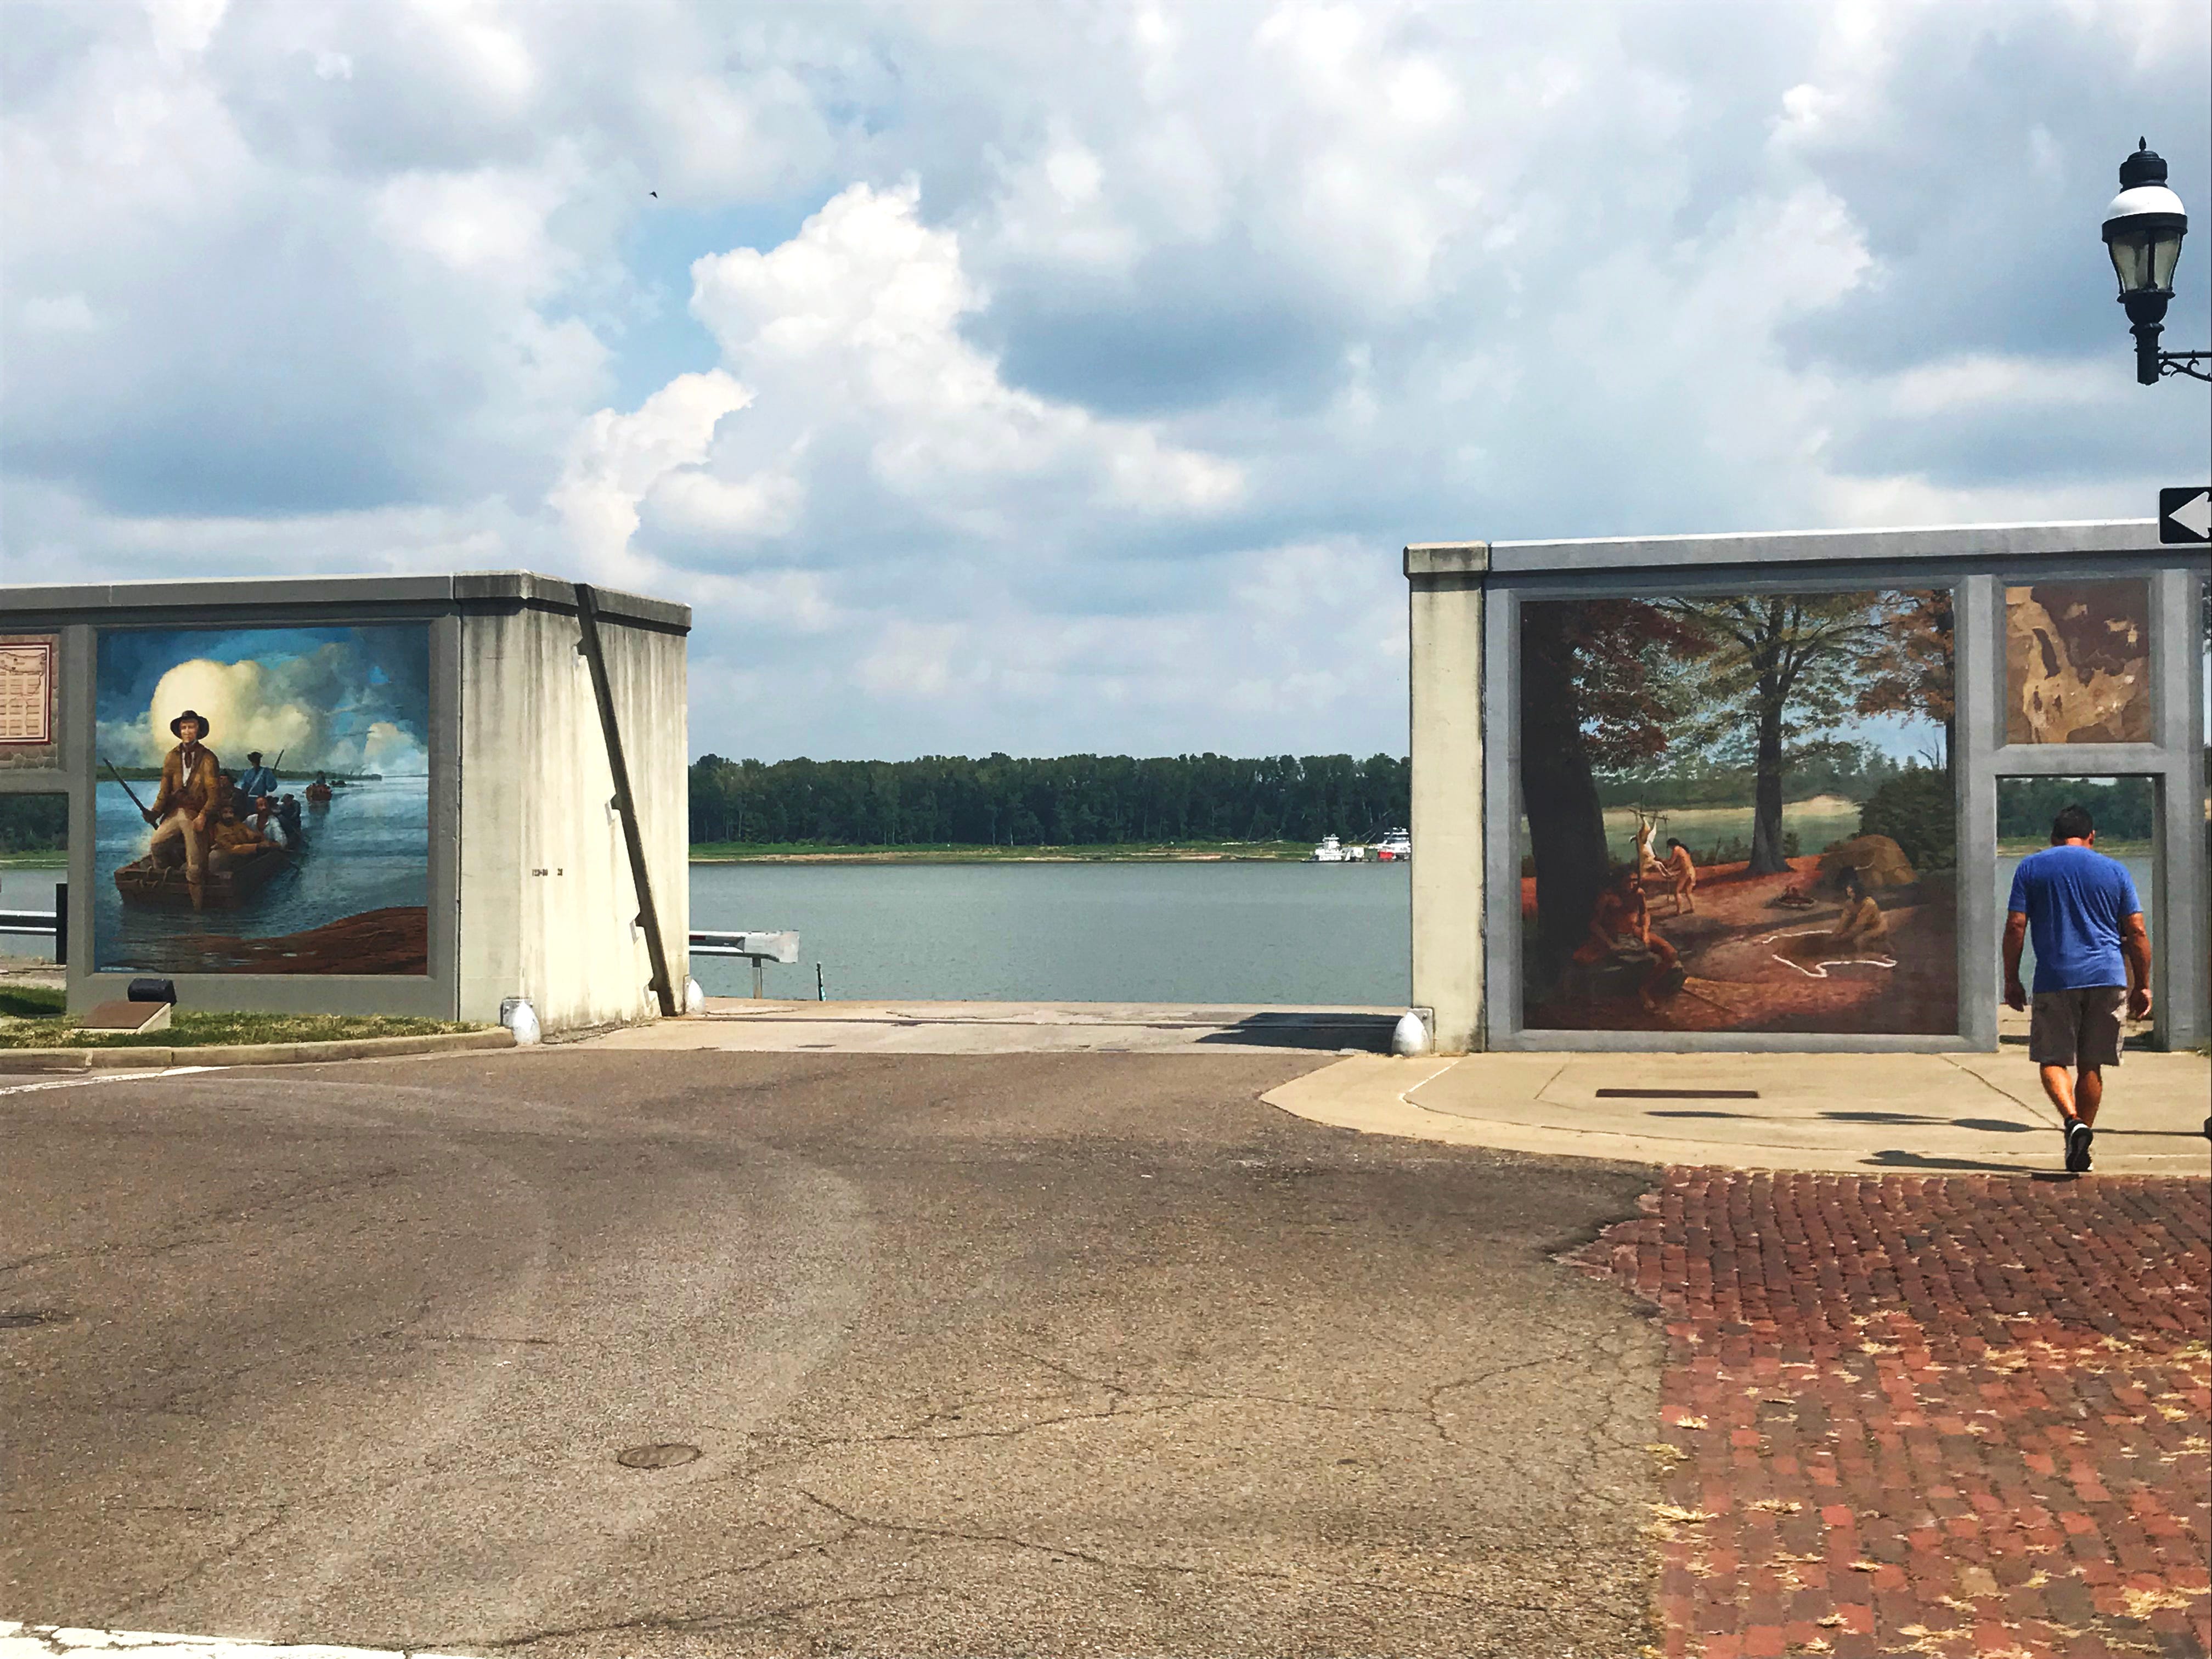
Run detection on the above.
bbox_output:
[2005,580,2152,745]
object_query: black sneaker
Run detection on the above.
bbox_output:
[2065,1118,2093,1173]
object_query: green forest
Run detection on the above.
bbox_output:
[1591,741,1915,810]
[0,793,65,857]
[1995,776,2157,843]
[688,752,1410,848]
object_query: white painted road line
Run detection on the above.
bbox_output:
[0,1066,223,1097]
[1,1622,475,1658]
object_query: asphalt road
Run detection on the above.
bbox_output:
[3,1049,1664,1658]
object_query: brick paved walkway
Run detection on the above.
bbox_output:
[1579,1171,2211,1659]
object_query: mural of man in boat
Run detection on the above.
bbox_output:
[93,622,431,975]
[120,714,295,912]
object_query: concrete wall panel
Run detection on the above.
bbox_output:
[456,604,687,1033]
[7,572,689,1035]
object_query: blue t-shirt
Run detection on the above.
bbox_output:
[2007,845,2141,992]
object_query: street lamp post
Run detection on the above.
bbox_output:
[2101,140,2209,385]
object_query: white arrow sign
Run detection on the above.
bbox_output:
[2160,487,2211,541]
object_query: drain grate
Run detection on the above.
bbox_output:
[1594,1088,1761,1100]
[0,1309,73,1330]
[616,1442,701,1470]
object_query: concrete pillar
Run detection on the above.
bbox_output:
[1405,543,1488,1053]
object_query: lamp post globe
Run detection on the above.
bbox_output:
[2102,140,2190,385]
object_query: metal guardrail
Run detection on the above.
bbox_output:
[0,885,66,963]
[690,929,798,997]
[0,898,789,997]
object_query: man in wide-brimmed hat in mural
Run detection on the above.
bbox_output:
[144,708,222,910]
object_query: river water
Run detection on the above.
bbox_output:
[690,860,1412,1004]
[3,853,2157,1007]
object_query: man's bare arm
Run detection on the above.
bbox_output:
[2120,912,2152,1020]
[2002,912,2029,1011]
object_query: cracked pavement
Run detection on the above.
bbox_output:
[2,1048,1664,1657]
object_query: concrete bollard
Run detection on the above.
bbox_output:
[499,997,542,1046]
[684,976,705,1014]
[1391,1008,1432,1057]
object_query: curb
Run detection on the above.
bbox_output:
[0,1028,516,1073]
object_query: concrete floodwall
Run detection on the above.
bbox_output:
[1404,522,2209,1056]
[0,572,689,1035]
[456,598,689,1031]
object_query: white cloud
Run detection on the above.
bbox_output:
[550,369,752,582]
[4,0,2207,764]
[18,294,99,332]
[682,179,1245,524]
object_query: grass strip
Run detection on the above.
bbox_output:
[0,983,484,1048]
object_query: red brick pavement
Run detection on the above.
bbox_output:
[1577,1170,2211,1659]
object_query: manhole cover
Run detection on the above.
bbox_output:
[616,1442,701,1470]
[0,1309,72,1330]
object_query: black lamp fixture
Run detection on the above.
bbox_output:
[2101,139,2208,385]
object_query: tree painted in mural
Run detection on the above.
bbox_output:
[1656,597,1891,877]
[1519,599,1710,980]
[1855,590,1956,765]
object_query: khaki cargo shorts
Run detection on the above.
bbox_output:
[2029,986,2127,1069]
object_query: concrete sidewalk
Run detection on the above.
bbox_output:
[577,1000,2211,1177]
[577,998,1401,1054]
[1264,1046,2211,1177]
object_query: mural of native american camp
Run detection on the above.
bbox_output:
[92,625,432,975]
[1518,589,1957,1035]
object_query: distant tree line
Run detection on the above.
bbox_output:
[1996,777,2157,843]
[689,753,1411,846]
[1592,741,1914,810]
[0,794,66,856]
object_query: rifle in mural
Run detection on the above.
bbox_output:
[101,757,152,821]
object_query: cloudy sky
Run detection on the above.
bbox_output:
[4,0,2207,763]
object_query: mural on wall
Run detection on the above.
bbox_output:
[1519,590,1957,1034]
[2005,580,2152,744]
[93,626,432,974]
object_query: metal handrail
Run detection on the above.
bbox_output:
[687,929,798,996]
[1,905,785,988]
[0,887,65,963]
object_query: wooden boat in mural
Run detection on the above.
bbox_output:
[113,844,295,911]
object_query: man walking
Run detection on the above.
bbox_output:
[2004,803,2152,1173]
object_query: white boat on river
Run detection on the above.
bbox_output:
[1308,834,1367,862]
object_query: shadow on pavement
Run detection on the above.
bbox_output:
[1862,1149,2049,1173]
[1198,1013,1399,1052]
[1822,1110,2039,1134]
